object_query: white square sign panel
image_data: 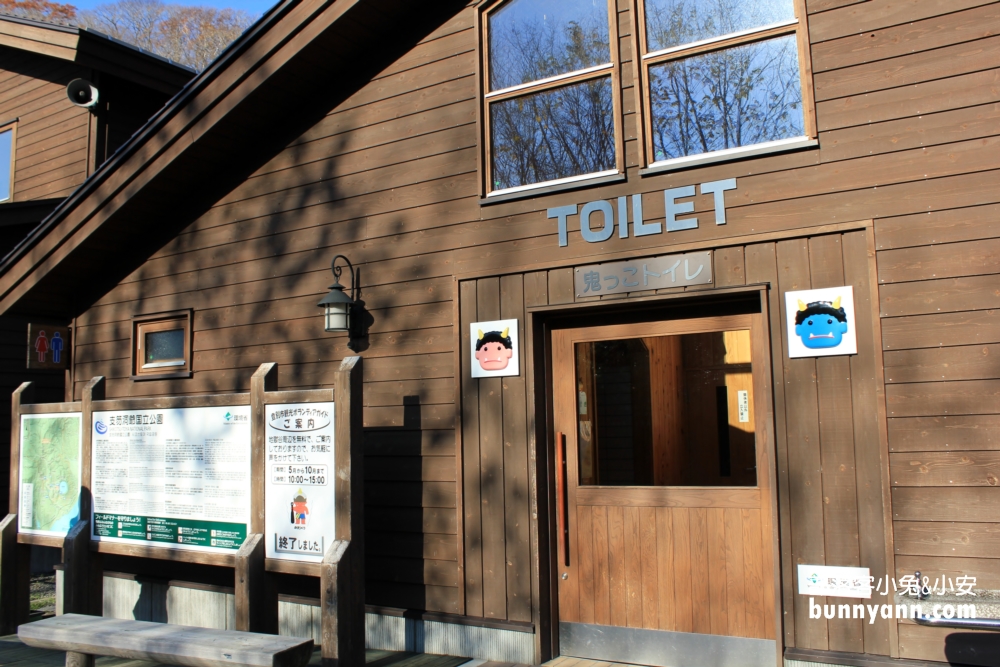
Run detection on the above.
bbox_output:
[470,319,519,378]
[798,564,872,599]
[784,286,858,358]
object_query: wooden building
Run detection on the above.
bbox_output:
[0,12,194,516]
[0,0,998,665]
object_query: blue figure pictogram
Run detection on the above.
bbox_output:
[50,331,64,363]
[794,297,848,349]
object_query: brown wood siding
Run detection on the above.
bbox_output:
[0,46,91,201]
[53,0,999,658]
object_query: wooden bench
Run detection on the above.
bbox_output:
[19,614,315,667]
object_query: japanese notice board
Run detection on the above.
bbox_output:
[18,413,83,537]
[90,406,251,554]
[574,251,713,298]
[264,402,335,562]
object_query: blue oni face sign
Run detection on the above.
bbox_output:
[794,298,849,349]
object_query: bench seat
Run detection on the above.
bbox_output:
[18,614,314,667]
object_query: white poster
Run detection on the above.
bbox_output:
[470,318,519,378]
[798,564,872,599]
[264,402,335,562]
[784,286,858,358]
[90,406,251,553]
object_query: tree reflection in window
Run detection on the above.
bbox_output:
[485,0,617,192]
[491,78,615,191]
[648,35,803,162]
[644,0,796,52]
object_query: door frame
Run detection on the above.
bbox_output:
[528,285,783,666]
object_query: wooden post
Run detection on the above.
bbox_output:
[62,519,91,614]
[65,652,94,667]
[331,357,364,664]
[320,540,353,667]
[248,364,279,634]
[3,382,34,633]
[235,533,276,633]
[0,513,29,633]
[81,377,105,616]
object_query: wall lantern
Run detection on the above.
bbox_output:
[318,254,362,349]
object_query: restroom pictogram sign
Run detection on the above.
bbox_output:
[27,323,70,370]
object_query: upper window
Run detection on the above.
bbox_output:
[483,0,621,196]
[132,311,192,380]
[0,123,13,202]
[640,0,810,167]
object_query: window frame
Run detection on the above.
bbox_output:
[478,0,626,199]
[131,310,193,381]
[633,0,817,172]
[0,120,16,203]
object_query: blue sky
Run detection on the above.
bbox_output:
[71,0,276,16]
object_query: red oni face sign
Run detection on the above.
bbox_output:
[475,327,513,371]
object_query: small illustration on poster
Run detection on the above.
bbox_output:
[470,318,519,378]
[291,490,309,525]
[784,286,858,358]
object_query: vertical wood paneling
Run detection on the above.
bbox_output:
[577,506,595,624]
[593,506,611,626]
[476,278,506,619]
[607,506,627,625]
[638,506,658,630]
[671,508,693,633]
[459,280,483,616]
[707,508,728,635]
[809,235,864,653]
[548,269,575,305]
[714,247,746,287]
[742,509,766,639]
[845,230,894,656]
[655,508,676,631]
[623,507,642,627]
[745,241,796,648]
[723,508,747,638]
[689,508,711,634]
[500,274,531,622]
[776,238,829,650]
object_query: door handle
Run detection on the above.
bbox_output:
[555,431,569,567]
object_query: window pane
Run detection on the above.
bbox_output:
[0,129,11,202]
[575,330,756,488]
[490,77,615,190]
[648,35,803,163]
[145,329,185,364]
[488,0,611,91]
[644,0,795,52]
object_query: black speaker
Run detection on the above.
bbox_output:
[66,79,99,108]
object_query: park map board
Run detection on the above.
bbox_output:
[18,414,83,536]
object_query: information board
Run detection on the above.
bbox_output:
[264,402,335,562]
[90,406,251,553]
[18,413,83,536]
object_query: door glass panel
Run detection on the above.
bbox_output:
[575,329,756,487]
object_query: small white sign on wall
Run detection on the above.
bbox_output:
[798,564,872,599]
[784,286,858,358]
[470,319,519,378]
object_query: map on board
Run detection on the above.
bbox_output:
[19,414,82,536]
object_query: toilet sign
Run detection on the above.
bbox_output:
[27,323,70,370]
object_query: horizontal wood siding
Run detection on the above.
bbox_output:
[51,0,999,660]
[0,46,90,201]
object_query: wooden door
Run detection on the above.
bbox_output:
[552,314,778,646]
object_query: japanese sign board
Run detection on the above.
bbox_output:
[798,564,872,599]
[574,251,713,298]
[264,402,336,562]
[90,406,251,554]
[19,413,83,537]
[27,323,69,370]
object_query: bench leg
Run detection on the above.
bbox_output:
[65,652,94,667]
